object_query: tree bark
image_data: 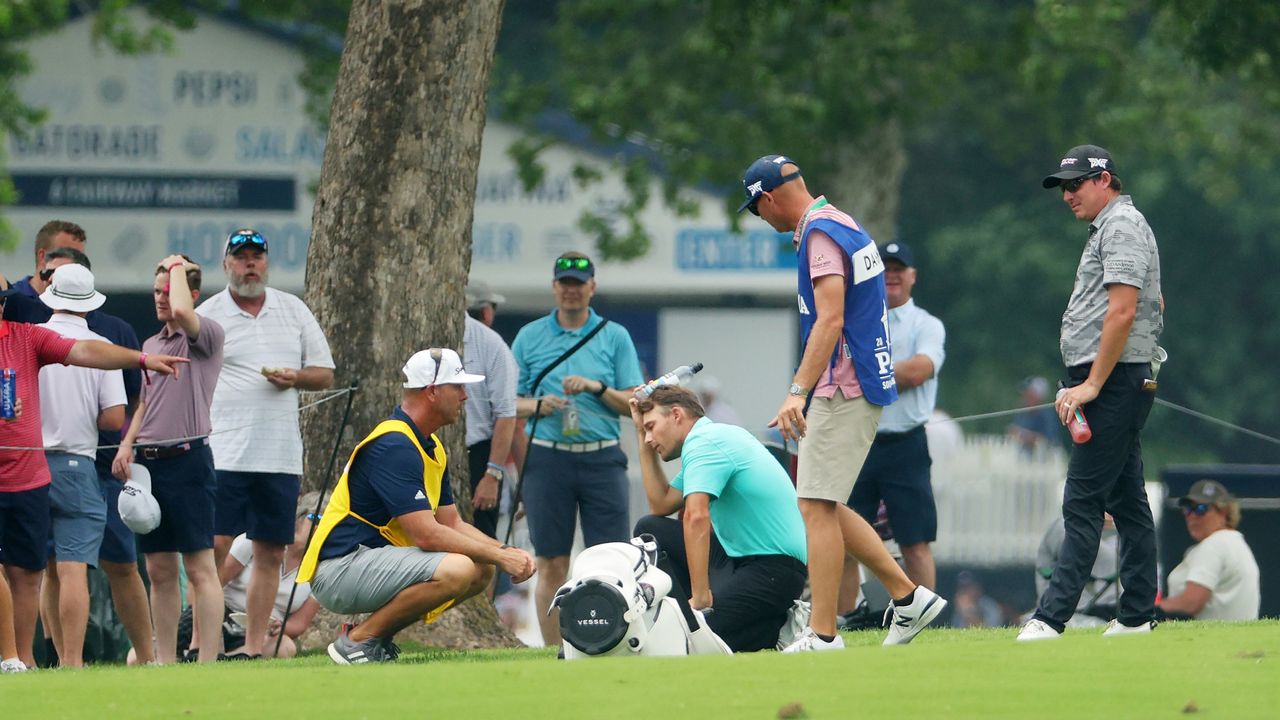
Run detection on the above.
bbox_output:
[825,120,907,244]
[300,0,518,648]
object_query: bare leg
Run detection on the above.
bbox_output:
[534,555,569,646]
[145,553,181,664]
[240,541,285,656]
[4,566,43,668]
[265,634,297,658]
[183,549,224,663]
[836,505,914,600]
[900,542,936,591]
[837,554,862,614]
[40,560,64,662]
[349,554,488,642]
[799,498,844,636]
[213,535,233,573]
[0,571,22,661]
[53,561,90,668]
[101,560,154,664]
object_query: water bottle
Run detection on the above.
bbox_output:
[1056,388,1092,444]
[0,369,16,420]
[634,362,704,400]
[561,397,581,436]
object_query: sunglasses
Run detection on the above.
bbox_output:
[1182,503,1212,517]
[305,513,323,522]
[226,230,267,253]
[428,348,444,387]
[1059,173,1101,193]
[555,257,593,272]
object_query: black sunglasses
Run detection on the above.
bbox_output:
[555,257,592,271]
[226,230,267,253]
[1060,172,1102,193]
[428,348,444,387]
[1182,503,1213,517]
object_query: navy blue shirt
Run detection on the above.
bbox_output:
[318,407,454,561]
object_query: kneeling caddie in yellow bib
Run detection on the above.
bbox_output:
[299,348,536,664]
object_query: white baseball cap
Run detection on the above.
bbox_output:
[118,463,161,534]
[40,264,107,313]
[402,348,485,388]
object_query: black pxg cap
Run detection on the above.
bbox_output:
[1042,145,1116,189]
[553,254,595,283]
[737,154,802,215]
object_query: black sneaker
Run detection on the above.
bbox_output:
[836,600,879,631]
[328,628,394,665]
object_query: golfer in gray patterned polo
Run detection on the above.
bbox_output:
[1018,144,1164,642]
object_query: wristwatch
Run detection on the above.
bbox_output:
[788,383,807,397]
[485,463,506,482]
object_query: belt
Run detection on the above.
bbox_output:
[137,437,209,460]
[531,438,620,453]
[876,425,926,439]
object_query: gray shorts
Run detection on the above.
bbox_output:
[309,545,447,615]
[48,452,107,565]
[796,395,882,502]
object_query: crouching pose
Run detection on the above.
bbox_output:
[631,386,807,652]
[298,349,535,664]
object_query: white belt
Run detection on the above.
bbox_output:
[531,438,620,453]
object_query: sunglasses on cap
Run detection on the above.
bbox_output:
[1182,503,1213,517]
[226,229,267,254]
[555,257,593,272]
[427,348,444,387]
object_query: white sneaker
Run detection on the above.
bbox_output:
[781,627,845,653]
[1016,618,1063,642]
[883,587,948,646]
[1102,619,1155,637]
[1,658,29,673]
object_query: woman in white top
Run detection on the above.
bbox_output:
[1159,480,1260,621]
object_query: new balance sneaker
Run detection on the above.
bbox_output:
[883,587,948,646]
[781,627,845,653]
[1016,618,1063,642]
[1102,619,1155,637]
[328,628,394,665]
[1,658,28,673]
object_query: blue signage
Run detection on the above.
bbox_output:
[11,172,296,211]
[675,228,796,271]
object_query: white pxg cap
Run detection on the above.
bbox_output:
[402,348,485,388]
[118,463,161,534]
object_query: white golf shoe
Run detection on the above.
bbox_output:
[883,586,948,646]
[781,627,845,653]
[1016,618,1063,642]
[1102,619,1155,637]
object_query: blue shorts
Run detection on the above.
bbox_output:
[522,443,629,558]
[847,426,937,546]
[97,468,137,564]
[214,471,301,546]
[47,452,107,566]
[138,446,217,555]
[0,484,51,570]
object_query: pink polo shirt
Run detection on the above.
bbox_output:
[0,321,77,492]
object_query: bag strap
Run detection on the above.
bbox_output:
[528,317,611,397]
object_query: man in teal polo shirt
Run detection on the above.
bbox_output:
[631,386,808,652]
[511,251,645,646]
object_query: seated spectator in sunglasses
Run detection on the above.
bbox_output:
[1158,480,1260,621]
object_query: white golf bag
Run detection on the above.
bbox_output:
[551,535,732,659]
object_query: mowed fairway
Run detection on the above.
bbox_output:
[4,621,1278,719]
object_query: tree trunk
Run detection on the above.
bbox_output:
[300,0,519,648]
[825,120,907,244]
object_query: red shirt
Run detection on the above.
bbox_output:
[0,321,78,492]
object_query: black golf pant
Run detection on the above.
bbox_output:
[634,515,807,652]
[1034,362,1158,632]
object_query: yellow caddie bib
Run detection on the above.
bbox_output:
[298,419,453,622]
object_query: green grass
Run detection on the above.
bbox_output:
[5,621,1279,719]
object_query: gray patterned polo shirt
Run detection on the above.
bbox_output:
[1060,195,1163,367]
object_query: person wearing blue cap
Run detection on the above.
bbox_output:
[738,155,946,652]
[1018,144,1164,642]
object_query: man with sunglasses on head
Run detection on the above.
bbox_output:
[1019,145,1164,642]
[738,155,946,653]
[193,228,334,660]
[510,251,645,646]
[299,349,535,664]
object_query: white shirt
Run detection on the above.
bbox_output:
[224,533,311,621]
[196,287,335,474]
[38,314,127,458]
[878,298,946,433]
[1167,529,1260,621]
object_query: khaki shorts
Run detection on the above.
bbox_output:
[796,394,882,502]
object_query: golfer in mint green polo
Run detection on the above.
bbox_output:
[631,386,807,652]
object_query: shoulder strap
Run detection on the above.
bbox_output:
[528,317,611,397]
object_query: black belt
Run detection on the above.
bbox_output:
[138,437,209,460]
[876,425,926,439]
